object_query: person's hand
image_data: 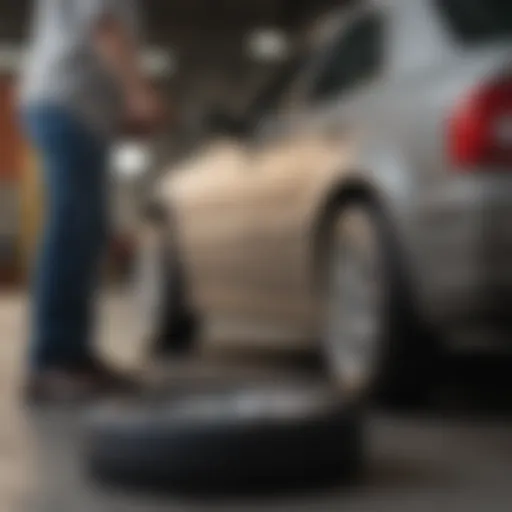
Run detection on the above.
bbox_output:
[122,82,167,136]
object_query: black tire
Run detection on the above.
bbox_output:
[319,199,436,407]
[85,382,364,492]
[136,206,199,358]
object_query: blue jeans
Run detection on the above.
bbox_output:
[23,105,109,370]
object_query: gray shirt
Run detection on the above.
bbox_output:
[20,0,140,137]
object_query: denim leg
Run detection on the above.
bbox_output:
[24,106,109,370]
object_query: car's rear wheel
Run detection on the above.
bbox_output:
[134,214,198,358]
[321,200,434,405]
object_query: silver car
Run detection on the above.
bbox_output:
[139,0,512,403]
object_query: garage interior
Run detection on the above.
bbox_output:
[0,0,342,287]
[1,1,512,511]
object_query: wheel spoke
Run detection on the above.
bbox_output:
[325,208,382,396]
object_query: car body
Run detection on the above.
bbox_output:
[143,0,512,397]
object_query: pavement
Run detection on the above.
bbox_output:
[1,291,512,512]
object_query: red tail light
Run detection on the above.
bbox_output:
[449,77,512,168]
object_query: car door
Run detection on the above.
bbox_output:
[164,137,253,315]
[177,60,316,323]
[234,10,386,328]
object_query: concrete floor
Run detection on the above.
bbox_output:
[2,292,512,512]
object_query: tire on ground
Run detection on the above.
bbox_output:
[85,383,364,491]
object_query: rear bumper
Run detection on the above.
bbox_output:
[415,172,512,348]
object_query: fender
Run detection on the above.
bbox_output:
[309,142,427,311]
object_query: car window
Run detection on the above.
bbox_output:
[435,0,512,43]
[308,13,384,102]
[245,56,306,125]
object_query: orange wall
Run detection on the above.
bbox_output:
[0,77,22,182]
[0,76,25,284]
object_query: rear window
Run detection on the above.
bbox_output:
[436,0,512,42]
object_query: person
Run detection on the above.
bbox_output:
[19,0,165,402]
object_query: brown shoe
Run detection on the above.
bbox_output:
[24,363,140,405]
[79,357,140,393]
[24,369,103,405]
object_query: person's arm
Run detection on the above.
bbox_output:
[92,13,146,98]
[89,3,165,134]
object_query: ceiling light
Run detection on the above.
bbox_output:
[142,47,177,78]
[247,28,290,62]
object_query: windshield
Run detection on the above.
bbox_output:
[436,0,512,42]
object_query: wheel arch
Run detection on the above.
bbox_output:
[309,175,412,299]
